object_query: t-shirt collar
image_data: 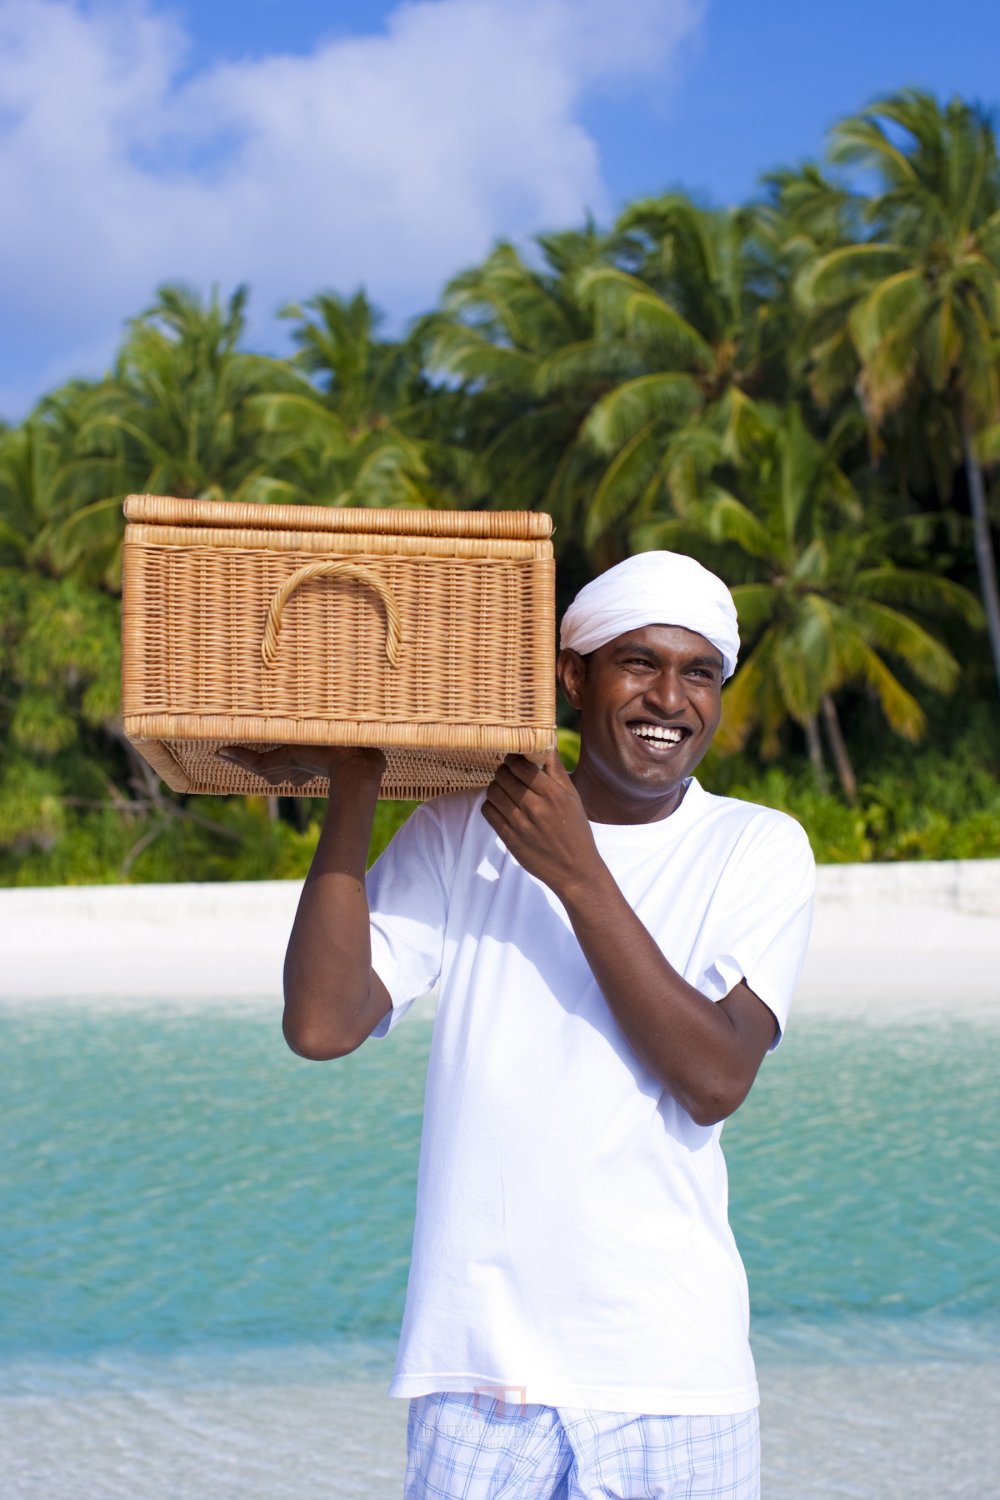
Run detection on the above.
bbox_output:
[587,777,705,847]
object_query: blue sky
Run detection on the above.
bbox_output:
[2,0,998,420]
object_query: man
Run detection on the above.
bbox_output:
[223,550,815,1499]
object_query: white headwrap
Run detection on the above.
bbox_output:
[560,551,740,680]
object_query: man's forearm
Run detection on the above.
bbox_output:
[283,767,391,1059]
[481,752,776,1125]
[558,862,774,1126]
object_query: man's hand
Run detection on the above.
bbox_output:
[219,743,391,1059]
[484,748,778,1126]
[217,743,386,791]
[481,748,601,899]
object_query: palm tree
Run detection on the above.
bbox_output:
[55,283,296,585]
[423,230,623,560]
[252,290,462,509]
[0,380,133,579]
[0,395,77,572]
[559,194,787,555]
[637,403,983,798]
[753,163,870,417]
[797,90,1000,694]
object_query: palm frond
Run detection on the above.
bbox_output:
[248,393,352,450]
[535,339,640,396]
[833,626,927,738]
[847,269,928,364]
[729,582,780,637]
[705,495,774,560]
[797,243,909,312]
[427,328,536,390]
[853,566,984,625]
[829,112,920,190]
[584,425,662,545]
[581,374,698,454]
[714,631,774,752]
[576,268,713,368]
[773,595,836,719]
[842,598,960,691]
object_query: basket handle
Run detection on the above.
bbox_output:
[261,560,402,669]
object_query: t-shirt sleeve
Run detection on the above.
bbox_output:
[706,813,816,1046]
[365,800,453,1039]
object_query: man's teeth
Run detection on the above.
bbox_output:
[630,725,684,743]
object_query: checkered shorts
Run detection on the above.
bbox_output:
[404,1391,760,1499]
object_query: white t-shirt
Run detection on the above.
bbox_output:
[365,776,815,1415]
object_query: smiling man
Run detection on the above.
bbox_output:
[227,550,815,1499]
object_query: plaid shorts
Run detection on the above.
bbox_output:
[404,1390,760,1499]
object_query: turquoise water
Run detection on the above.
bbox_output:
[728,1021,998,1353]
[2,1008,424,1364]
[2,1005,998,1496]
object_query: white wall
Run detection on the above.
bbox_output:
[1,880,300,1005]
[800,859,999,1016]
[4,861,999,1015]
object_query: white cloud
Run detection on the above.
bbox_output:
[0,0,705,416]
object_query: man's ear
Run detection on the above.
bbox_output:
[557,648,586,711]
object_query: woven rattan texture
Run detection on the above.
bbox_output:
[124,493,553,541]
[143,739,515,803]
[122,501,555,801]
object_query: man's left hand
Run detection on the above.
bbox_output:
[481,748,599,899]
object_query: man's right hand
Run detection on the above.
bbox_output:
[219,742,392,1058]
[217,743,386,791]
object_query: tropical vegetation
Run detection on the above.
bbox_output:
[1,89,998,883]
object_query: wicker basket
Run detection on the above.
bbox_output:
[121,495,555,801]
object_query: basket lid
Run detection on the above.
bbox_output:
[123,494,553,542]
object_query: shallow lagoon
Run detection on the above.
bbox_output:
[2,1005,998,1498]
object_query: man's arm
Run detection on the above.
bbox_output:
[481,749,780,1127]
[218,746,392,1059]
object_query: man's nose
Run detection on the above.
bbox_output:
[643,668,687,715]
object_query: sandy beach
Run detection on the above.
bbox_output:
[5,858,999,1015]
[3,859,998,1500]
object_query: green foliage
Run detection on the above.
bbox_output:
[1,86,999,885]
[648,399,984,788]
[253,291,462,510]
[557,727,581,771]
[0,794,420,886]
[796,90,1000,692]
[0,759,66,851]
[703,712,1000,862]
[370,800,419,863]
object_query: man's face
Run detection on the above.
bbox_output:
[558,623,724,824]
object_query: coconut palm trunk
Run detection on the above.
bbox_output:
[820,694,857,802]
[803,714,829,793]
[961,420,1000,699]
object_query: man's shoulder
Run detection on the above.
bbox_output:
[689,780,813,856]
[418,785,488,828]
[385,785,488,854]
